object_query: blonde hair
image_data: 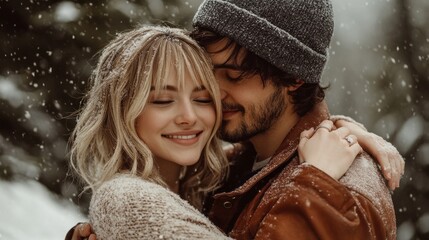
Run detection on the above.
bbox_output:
[70,26,228,209]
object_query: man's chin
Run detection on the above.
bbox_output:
[220,134,241,143]
[220,126,246,143]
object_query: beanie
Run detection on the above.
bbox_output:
[193,0,334,83]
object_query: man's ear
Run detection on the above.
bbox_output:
[286,79,304,92]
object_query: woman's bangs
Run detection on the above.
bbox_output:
[145,36,215,99]
[181,45,213,92]
[149,39,172,95]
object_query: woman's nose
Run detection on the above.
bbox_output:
[175,101,197,126]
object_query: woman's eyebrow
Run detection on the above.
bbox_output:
[149,85,207,92]
[150,85,177,91]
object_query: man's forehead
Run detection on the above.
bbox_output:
[206,41,233,65]
[206,37,230,49]
[206,39,245,68]
[213,64,241,71]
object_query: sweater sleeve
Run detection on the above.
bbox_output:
[253,160,395,240]
[330,114,367,130]
[90,175,230,240]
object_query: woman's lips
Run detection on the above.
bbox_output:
[162,131,202,145]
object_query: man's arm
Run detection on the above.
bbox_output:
[253,161,396,240]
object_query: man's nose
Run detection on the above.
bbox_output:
[220,89,227,100]
[214,70,228,100]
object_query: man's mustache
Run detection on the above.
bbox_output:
[222,102,245,112]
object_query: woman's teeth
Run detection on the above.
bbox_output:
[163,134,197,139]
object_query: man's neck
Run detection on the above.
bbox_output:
[250,108,300,160]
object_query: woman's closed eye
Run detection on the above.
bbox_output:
[194,97,213,104]
[151,99,174,105]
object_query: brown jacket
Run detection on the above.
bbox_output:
[207,102,396,240]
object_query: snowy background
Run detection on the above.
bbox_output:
[0,180,86,239]
[0,0,428,239]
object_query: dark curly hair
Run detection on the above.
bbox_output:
[191,27,328,116]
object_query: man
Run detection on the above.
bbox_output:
[189,0,397,239]
[68,0,403,239]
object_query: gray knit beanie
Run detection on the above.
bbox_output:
[193,0,334,83]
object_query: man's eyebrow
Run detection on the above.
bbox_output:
[213,64,241,70]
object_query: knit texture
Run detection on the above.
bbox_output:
[193,0,334,83]
[90,174,230,240]
[330,114,367,131]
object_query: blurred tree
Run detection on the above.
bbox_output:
[380,0,429,239]
[0,0,197,212]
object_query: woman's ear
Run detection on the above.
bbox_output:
[286,79,304,92]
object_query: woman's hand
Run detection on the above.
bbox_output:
[298,120,362,180]
[335,119,405,190]
[65,223,96,240]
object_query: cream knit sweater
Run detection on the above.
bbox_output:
[90,174,230,240]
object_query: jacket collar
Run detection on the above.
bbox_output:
[221,101,330,196]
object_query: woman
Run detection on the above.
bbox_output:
[70,26,234,239]
[68,26,400,239]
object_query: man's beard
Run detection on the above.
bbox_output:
[220,88,286,143]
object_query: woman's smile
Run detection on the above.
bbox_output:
[162,130,203,145]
